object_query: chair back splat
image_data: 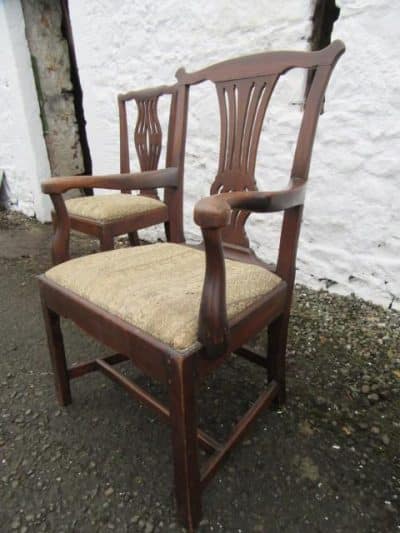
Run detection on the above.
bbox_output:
[118,85,178,200]
[176,41,345,253]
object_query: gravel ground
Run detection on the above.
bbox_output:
[0,210,399,532]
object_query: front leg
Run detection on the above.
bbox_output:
[40,293,71,406]
[168,355,202,531]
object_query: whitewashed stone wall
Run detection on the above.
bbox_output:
[0,0,51,221]
[68,0,400,309]
[0,0,398,309]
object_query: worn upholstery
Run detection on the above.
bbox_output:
[45,243,282,353]
[65,193,167,223]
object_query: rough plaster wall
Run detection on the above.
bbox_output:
[21,0,84,178]
[69,0,399,308]
[0,0,51,221]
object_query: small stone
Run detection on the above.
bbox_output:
[144,522,154,533]
[370,426,380,435]
[314,396,329,409]
[367,393,379,403]
[104,487,114,497]
[11,520,20,530]
[361,384,370,394]
[381,434,390,445]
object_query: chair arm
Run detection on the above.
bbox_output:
[41,167,179,195]
[193,178,306,359]
[194,178,306,229]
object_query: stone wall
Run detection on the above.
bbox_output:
[0,0,398,308]
[68,0,400,308]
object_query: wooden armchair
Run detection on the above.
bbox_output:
[39,41,345,531]
[53,84,185,256]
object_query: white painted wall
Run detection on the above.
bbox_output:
[0,0,51,221]
[1,0,398,309]
[68,0,400,309]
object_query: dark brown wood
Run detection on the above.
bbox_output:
[99,231,114,252]
[43,167,179,194]
[68,353,129,379]
[201,380,279,489]
[40,42,345,529]
[234,346,268,368]
[168,356,201,531]
[40,294,71,405]
[46,83,185,259]
[96,357,219,455]
[49,193,71,264]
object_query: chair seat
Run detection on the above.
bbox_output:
[65,193,167,223]
[45,243,282,353]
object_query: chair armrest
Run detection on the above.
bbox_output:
[193,178,306,359]
[41,167,179,195]
[194,178,306,229]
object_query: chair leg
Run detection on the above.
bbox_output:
[267,313,289,406]
[99,232,114,251]
[128,231,140,246]
[168,356,202,531]
[41,296,71,406]
[164,221,171,242]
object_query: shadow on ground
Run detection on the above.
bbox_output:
[0,210,399,532]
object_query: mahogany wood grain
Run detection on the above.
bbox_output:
[40,42,345,530]
[47,84,185,257]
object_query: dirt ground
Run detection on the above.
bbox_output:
[0,209,399,533]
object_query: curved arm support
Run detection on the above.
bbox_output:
[194,178,306,359]
[194,178,306,229]
[198,228,230,359]
[41,168,179,195]
[50,193,71,265]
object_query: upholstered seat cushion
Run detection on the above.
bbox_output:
[65,193,167,223]
[45,243,282,353]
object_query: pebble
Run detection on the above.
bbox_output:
[361,384,370,394]
[367,393,379,403]
[144,522,154,533]
[104,487,114,497]
[370,426,380,435]
[381,434,390,445]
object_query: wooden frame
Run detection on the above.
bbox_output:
[51,84,186,257]
[40,41,345,530]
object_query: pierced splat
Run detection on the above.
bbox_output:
[119,86,177,201]
[134,96,162,172]
[134,95,162,199]
[211,75,278,247]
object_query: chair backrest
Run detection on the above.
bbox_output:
[176,41,345,250]
[118,84,178,199]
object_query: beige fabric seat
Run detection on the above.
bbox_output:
[45,243,282,353]
[65,193,167,223]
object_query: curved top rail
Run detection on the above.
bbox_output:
[118,83,177,102]
[176,40,345,85]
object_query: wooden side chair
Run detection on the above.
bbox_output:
[39,41,345,531]
[57,84,184,254]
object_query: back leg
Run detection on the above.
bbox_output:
[128,231,140,246]
[267,313,289,406]
[40,294,71,406]
[99,232,114,251]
